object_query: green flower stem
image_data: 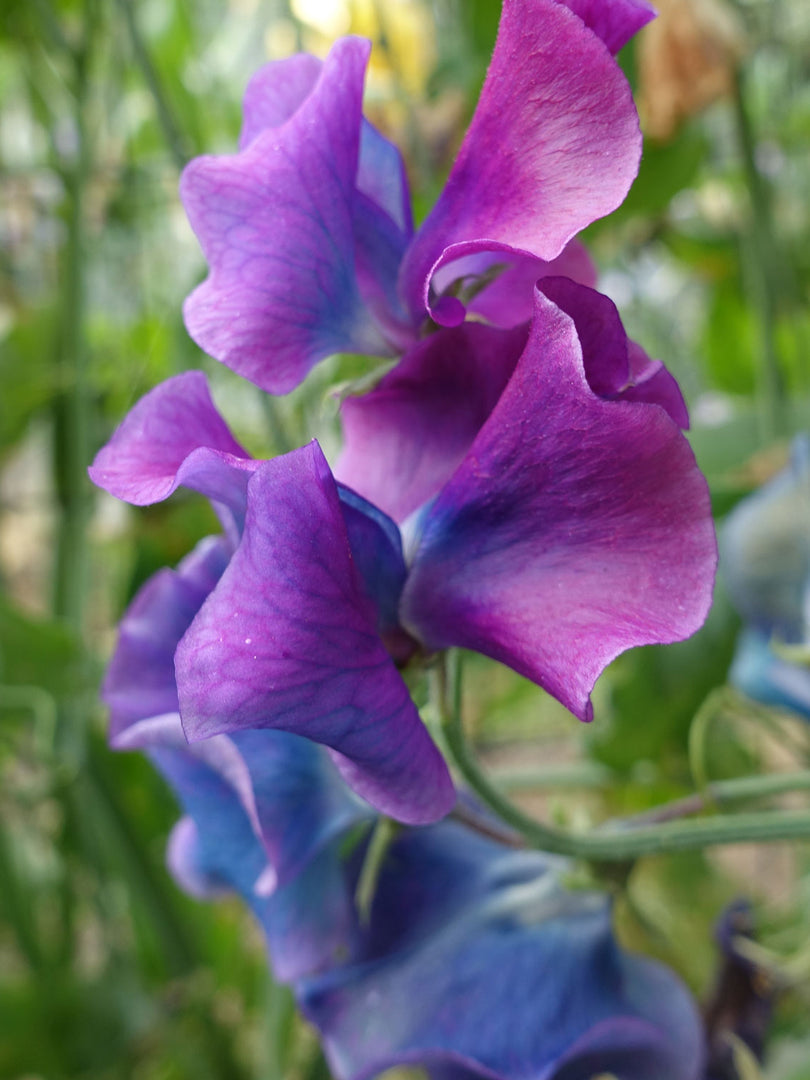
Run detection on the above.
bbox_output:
[355,816,399,923]
[114,0,190,169]
[731,64,789,439]
[493,761,614,792]
[624,770,810,826]
[259,391,295,455]
[52,0,98,770]
[434,654,810,861]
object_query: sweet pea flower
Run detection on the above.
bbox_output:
[721,436,810,718]
[180,0,654,393]
[90,279,715,825]
[299,820,707,1080]
[102,533,374,980]
[91,371,455,824]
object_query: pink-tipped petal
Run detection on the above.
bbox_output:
[398,0,642,325]
[402,288,716,720]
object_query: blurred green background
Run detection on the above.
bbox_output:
[1,0,810,1076]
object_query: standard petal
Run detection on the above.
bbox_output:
[300,823,704,1080]
[239,55,414,351]
[554,0,656,54]
[402,287,716,721]
[538,277,690,427]
[336,323,528,524]
[103,536,230,742]
[175,442,455,825]
[181,37,392,395]
[398,0,642,326]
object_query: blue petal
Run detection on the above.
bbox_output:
[721,436,810,640]
[300,822,705,1080]
[729,627,810,720]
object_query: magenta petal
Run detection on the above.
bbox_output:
[336,324,528,524]
[555,0,656,54]
[538,277,690,428]
[625,340,691,430]
[175,442,454,825]
[402,288,716,720]
[398,0,641,325]
[455,241,598,330]
[181,37,392,395]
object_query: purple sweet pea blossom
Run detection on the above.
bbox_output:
[91,280,715,820]
[90,371,455,826]
[299,820,706,1080]
[180,0,652,393]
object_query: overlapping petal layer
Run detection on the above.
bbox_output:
[103,536,230,741]
[300,822,705,1080]
[105,529,372,891]
[401,288,716,720]
[175,442,455,824]
[451,241,597,330]
[168,812,356,982]
[104,529,372,980]
[336,323,529,524]
[538,277,690,427]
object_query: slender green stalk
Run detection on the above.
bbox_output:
[624,770,810,826]
[435,654,810,861]
[114,0,189,169]
[355,816,398,923]
[259,391,295,456]
[263,975,296,1080]
[493,761,613,792]
[731,65,788,439]
[0,824,47,973]
[51,0,97,772]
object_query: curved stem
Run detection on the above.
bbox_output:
[355,817,398,923]
[435,654,810,862]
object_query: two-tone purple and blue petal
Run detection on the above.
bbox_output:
[180,0,650,393]
[101,527,373,980]
[338,282,715,720]
[299,821,706,1080]
[90,372,456,826]
[174,441,455,823]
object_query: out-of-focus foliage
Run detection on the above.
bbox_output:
[1,0,810,1076]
